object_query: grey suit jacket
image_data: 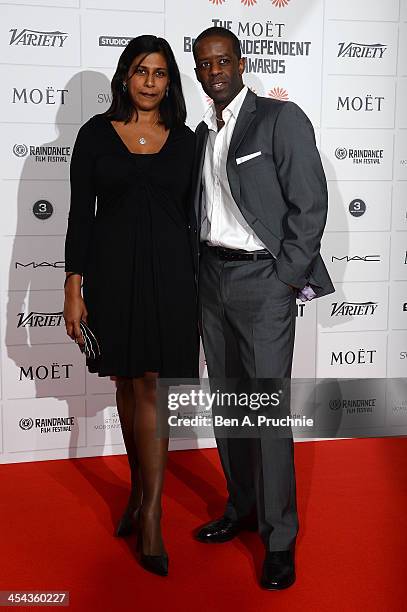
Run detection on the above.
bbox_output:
[190,89,335,298]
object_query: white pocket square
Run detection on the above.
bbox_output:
[236,151,262,165]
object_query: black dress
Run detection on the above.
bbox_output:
[65,114,199,378]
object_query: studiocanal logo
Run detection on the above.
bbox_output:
[337,42,387,59]
[19,415,75,434]
[33,199,53,220]
[12,143,71,163]
[330,301,378,317]
[9,28,68,47]
[17,311,63,328]
[98,36,133,47]
[334,147,384,165]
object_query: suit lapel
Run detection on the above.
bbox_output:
[227,89,257,209]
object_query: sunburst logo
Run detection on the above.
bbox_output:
[209,0,226,5]
[271,0,291,7]
[268,87,289,100]
[241,0,257,5]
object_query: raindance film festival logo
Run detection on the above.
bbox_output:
[330,301,378,317]
[334,147,384,165]
[13,143,70,164]
[33,199,53,220]
[17,311,63,328]
[9,28,68,47]
[337,42,387,59]
[99,36,133,47]
[19,415,75,434]
[329,398,376,414]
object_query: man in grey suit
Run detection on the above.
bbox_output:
[190,27,334,590]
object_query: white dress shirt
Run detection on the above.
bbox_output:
[201,86,267,251]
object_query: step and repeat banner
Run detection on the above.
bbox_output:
[0,0,406,464]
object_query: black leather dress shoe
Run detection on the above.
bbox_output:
[260,550,296,590]
[196,516,256,543]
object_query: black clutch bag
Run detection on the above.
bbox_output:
[79,320,101,360]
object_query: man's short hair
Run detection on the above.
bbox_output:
[192,27,242,61]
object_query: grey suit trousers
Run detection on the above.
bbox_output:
[199,245,299,551]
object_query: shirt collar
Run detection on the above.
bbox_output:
[203,85,249,131]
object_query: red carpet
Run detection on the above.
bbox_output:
[1,438,406,611]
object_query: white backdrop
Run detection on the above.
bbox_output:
[0,0,406,464]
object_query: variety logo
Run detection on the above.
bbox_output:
[17,311,63,328]
[12,143,71,163]
[33,199,53,220]
[9,28,68,48]
[15,261,64,269]
[98,36,133,47]
[329,398,376,413]
[337,42,387,59]
[12,87,68,105]
[349,198,366,217]
[19,415,75,433]
[337,95,384,112]
[330,349,377,366]
[334,147,384,165]
[19,362,73,381]
[268,86,289,100]
[331,255,381,263]
[330,301,378,317]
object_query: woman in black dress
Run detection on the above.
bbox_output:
[63,35,199,576]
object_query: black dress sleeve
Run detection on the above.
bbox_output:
[65,119,97,274]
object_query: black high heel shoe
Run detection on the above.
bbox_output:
[136,527,169,577]
[115,508,140,538]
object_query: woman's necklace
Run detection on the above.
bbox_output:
[137,116,160,145]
